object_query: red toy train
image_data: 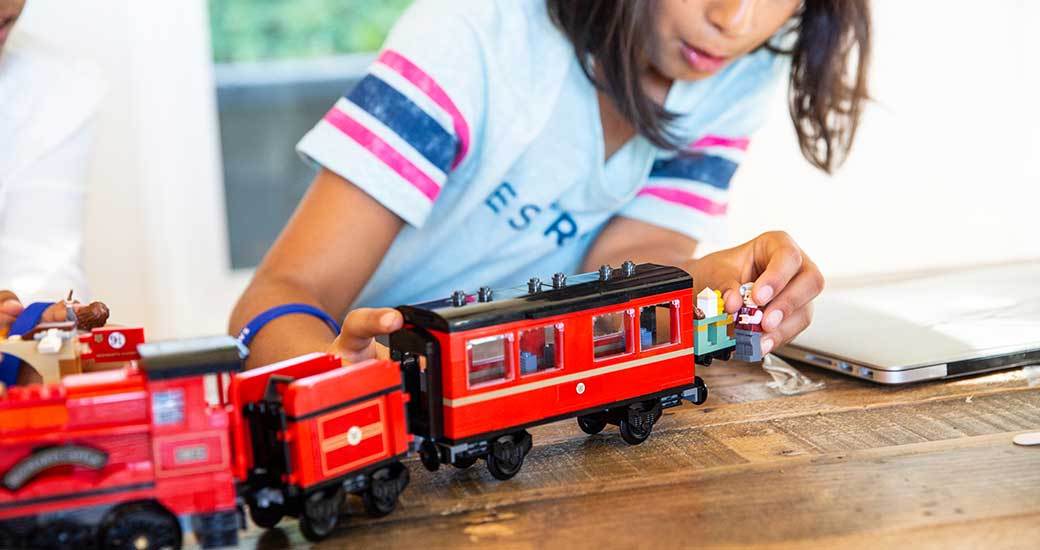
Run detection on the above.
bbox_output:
[0,263,735,547]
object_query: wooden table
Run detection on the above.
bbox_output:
[230,361,1040,549]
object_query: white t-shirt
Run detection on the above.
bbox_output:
[297,0,787,307]
[0,31,103,302]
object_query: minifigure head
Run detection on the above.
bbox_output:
[0,0,26,54]
[739,283,757,308]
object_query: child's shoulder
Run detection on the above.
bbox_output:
[397,0,560,51]
[405,0,549,27]
[390,0,571,92]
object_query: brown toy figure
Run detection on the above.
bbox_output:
[0,294,139,386]
[75,301,110,330]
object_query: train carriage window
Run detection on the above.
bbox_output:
[519,323,563,375]
[592,310,633,360]
[639,301,679,349]
[467,334,513,387]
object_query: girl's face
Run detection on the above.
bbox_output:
[0,0,25,53]
[649,0,800,81]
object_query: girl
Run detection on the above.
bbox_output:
[230,0,871,368]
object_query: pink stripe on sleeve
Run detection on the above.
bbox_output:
[324,107,441,201]
[378,49,471,170]
[638,187,728,216]
[691,135,750,152]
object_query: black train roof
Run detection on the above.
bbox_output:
[397,263,691,333]
[138,335,246,381]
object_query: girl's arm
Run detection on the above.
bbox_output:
[582,216,824,356]
[229,168,403,368]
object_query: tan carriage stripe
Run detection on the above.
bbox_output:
[320,422,384,452]
[443,347,694,408]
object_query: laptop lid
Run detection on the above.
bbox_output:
[777,261,1040,383]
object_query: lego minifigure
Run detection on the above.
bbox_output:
[733,282,764,362]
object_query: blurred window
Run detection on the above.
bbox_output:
[208,0,412,269]
[467,334,513,387]
[593,311,632,360]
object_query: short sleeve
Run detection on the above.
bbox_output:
[620,51,787,243]
[296,0,486,228]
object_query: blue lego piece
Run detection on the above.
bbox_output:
[520,351,539,374]
[733,328,763,362]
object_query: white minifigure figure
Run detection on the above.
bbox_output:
[734,283,764,362]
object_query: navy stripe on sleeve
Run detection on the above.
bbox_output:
[346,75,458,173]
[649,153,739,190]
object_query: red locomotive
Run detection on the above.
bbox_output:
[0,262,735,547]
[0,337,243,549]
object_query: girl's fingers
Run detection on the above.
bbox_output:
[760,302,814,355]
[761,258,825,332]
[0,292,23,318]
[337,308,403,352]
[751,232,804,307]
[0,313,18,330]
[719,280,745,314]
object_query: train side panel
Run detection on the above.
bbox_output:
[281,359,410,491]
[439,290,696,441]
[227,352,340,480]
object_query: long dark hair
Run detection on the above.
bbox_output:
[547,0,872,173]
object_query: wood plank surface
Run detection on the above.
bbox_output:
[218,362,1040,549]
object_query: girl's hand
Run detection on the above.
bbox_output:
[687,231,825,356]
[0,291,24,336]
[327,307,404,364]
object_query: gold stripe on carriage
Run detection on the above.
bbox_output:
[443,347,694,408]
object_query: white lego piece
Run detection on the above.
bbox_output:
[697,287,719,317]
[37,329,64,354]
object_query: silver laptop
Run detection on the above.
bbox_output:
[776,261,1040,384]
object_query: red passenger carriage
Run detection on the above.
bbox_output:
[391,262,710,479]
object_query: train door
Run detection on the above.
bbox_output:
[388,327,443,443]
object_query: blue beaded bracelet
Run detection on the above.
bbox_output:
[237,303,341,348]
[0,302,55,386]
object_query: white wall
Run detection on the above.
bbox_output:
[727,1,1040,275]
[18,0,246,338]
[15,1,1040,338]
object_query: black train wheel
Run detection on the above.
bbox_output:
[618,400,662,446]
[363,462,410,517]
[247,495,285,529]
[98,502,182,550]
[419,440,441,472]
[486,430,532,481]
[577,414,607,435]
[299,488,343,542]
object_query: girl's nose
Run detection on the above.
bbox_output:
[706,0,756,38]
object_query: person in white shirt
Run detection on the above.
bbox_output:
[0,0,105,385]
